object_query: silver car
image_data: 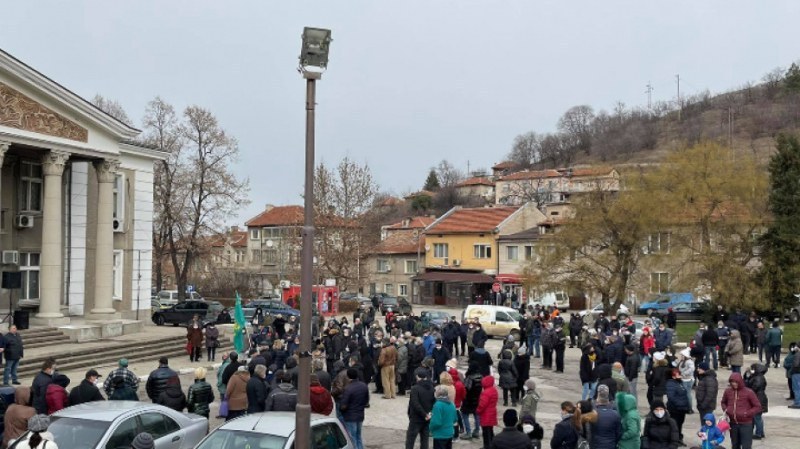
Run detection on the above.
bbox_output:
[10,401,207,449]
[194,412,353,449]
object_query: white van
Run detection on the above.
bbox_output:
[157,290,204,306]
[528,291,569,312]
[463,305,523,340]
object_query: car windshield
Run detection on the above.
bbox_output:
[48,417,110,448]
[382,298,398,305]
[196,430,288,449]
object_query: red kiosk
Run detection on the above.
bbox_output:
[281,283,339,316]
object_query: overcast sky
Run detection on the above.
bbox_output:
[2,1,798,224]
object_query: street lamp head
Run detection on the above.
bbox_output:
[299,27,332,72]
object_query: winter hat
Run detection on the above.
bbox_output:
[651,399,666,411]
[653,351,666,361]
[524,378,536,391]
[680,348,691,358]
[414,367,430,379]
[596,384,610,404]
[119,358,129,367]
[27,414,49,433]
[698,362,710,371]
[445,358,458,369]
[131,432,155,449]
[517,347,527,356]
[503,409,518,427]
[520,414,536,425]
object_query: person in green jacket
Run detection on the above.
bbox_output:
[429,385,458,448]
[616,391,641,449]
[766,321,783,368]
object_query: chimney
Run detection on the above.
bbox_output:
[229,225,239,234]
[265,204,275,212]
[402,218,411,228]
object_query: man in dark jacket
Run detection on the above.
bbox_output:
[623,344,641,402]
[145,357,179,402]
[472,322,488,349]
[221,352,243,386]
[247,364,269,413]
[694,362,718,422]
[568,313,583,348]
[340,368,369,449]
[406,367,435,449]
[701,325,720,370]
[265,371,298,411]
[155,375,186,411]
[2,325,23,386]
[590,385,622,449]
[490,409,530,449]
[31,357,56,414]
[68,369,105,406]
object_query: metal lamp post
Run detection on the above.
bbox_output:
[297,26,331,449]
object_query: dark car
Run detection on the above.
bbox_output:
[152,300,210,326]
[379,296,413,315]
[421,310,450,328]
[659,301,710,322]
[243,299,300,322]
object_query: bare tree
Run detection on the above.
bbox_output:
[507,132,541,169]
[435,160,464,188]
[92,94,133,125]
[558,105,594,155]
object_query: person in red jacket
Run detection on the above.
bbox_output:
[475,375,498,449]
[720,372,761,449]
[448,366,466,440]
[46,373,70,414]
[310,373,333,415]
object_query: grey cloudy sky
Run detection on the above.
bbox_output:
[2,1,798,224]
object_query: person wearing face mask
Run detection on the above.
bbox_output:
[432,338,452,382]
[550,401,581,449]
[489,409,530,449]
[579,344,599,400]
[721,372,761,449]
[30,358,57,414]
[68,369,105,406]
[516,414,543,449]
[642,399,680,449]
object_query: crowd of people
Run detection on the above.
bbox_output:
[0,301,795,449]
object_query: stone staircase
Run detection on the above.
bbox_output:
[10,332,232,379]
[18,327,71,350]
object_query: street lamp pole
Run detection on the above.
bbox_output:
[297,26,331,449]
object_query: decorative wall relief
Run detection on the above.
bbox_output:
[0,82,88,142]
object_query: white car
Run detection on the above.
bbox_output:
[194,412,353,449]
[579,303,630,318]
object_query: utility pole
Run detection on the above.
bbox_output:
[645,82,654,110]
[675,74,681,121]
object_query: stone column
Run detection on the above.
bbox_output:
[89,158,120,319]
[36,150,70,323]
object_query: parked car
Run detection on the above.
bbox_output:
[152,300,211,326]
[421,310,451,328]
[193,412,352,449]
[357,297,374,312]
[579,303,630,318]
[463,305,523,340]
[150,299,162,315]
[379,296,413,315]
[528,291,570,312]
[206,301,226,323]
[637,292,694,315]
[658,301,709,322]
[242,299,300,322]
[156,290,204,307]
[9,401,207,449]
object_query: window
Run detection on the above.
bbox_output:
[433,243,448,258]
[0,209,6,233]
[506,246,519,261]
[399,284,408,296]
[250,228,260,240]
[384,284,394,295]
[647,232,671,254]
[263,249,278,265]
[105,416,138,449]
[235,250,245,263]
[112,173,124,226]
[650,272,670,294]
[138,413,179,440]
[404,260,417,274]
[112,250,123,299]
[312,423,348,449]
[473,244,492,259]
[19,161,42,213]
[377,259,390,273]
[20,252,40,300]
[524,245,534,261]
[251,249,261,264]
[495,311,511,322]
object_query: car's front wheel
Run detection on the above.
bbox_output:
[153,314,165,326]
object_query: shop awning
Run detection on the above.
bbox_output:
[495,273,522,284]
[411,271,495,283]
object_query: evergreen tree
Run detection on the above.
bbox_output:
[423,169,440,191]
[759,134,800,321]
[785,63,800,92]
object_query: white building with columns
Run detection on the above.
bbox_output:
[0,49,164,325]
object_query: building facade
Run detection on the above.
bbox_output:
[366,216,433,298]
[0,49,163,323]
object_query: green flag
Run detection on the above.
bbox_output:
[233,291,246,353]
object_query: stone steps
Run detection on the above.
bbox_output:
[10,335,232,379]
[17,327,71,349]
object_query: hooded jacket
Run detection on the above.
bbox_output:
[744,364,768,413]
[449,369,466,408]
[616,392,641,449]
[594,364,617,399]
[475,375,498,426]
[461,369,483,413]
[695,369,718,414]
[266,382,298,411]
[725,330,744,367]
[700,414,725,449]
[519,386,541,421]
[720,373,761,424]
[642,410,680,449]
[3,386,34,448]
[46,383,69,415]
[310,380,334,415]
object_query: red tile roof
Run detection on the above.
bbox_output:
[564,166,616,177]
[370,233,425,255]
[208,230,248,248]
[426,206,519,234]
[377,196,404,207]
[499,169,562,182]
[492,161,517,170]
[455,176,495,187]
[385,216,436,230]
[245,205,304,227]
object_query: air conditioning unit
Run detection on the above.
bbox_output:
[279,280,291,289]
[1,250,19,265]
[15,215,33,229]
[443,258,449,266]
[452,259,461,267]
[112,218,124,232]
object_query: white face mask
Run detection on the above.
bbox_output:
[654,410,665,419]
[522,424,534,434]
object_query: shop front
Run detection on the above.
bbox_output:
[411,271,495,307]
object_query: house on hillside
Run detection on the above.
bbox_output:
[0,48,164,323]
[495,166,620,208]
[366,216,434,298]
[454,176,495,204]
[492,161,518,177]
[413,204,546,306]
